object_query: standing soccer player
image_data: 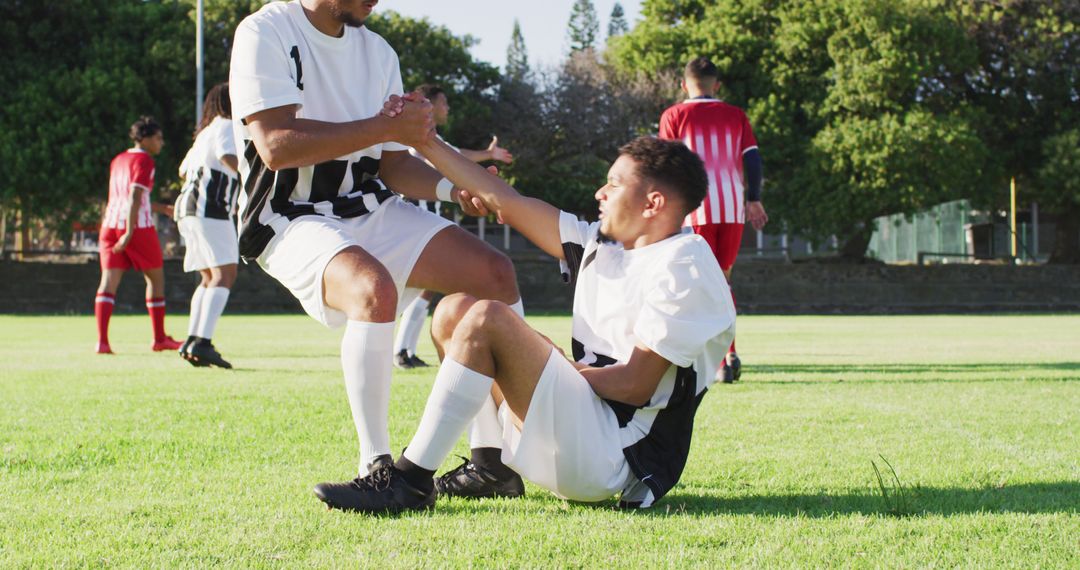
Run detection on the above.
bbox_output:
[659,56,767,383]
[229,0,522,487]
[95,116,182,354]
[393,83,514,370]
[175,82,240,369]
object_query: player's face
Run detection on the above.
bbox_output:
[142,132,165,156]
[431,93,450,126]
[595,155,649,243]
[329,0,378,28]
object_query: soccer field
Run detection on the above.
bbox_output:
[0,314,1077,567]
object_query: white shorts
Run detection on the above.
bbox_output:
[178,217,239,272]
[257,197,453,328]
[499,349,633,502]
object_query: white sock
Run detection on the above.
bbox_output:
[393,296,429,355]
[468,395,504,449]
[404,358,494,470]
[341,321,395,472]
[465,298,523,450]
[195,287,230,339]
[187,286,206,337]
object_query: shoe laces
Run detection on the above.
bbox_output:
[436,456,477,485]
[352,464,394,492]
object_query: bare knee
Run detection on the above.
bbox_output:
[483,252,519,303]
[432,293,478,347]
[452,299,514,348]
[207,265,237,288]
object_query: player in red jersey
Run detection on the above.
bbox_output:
[659,57,767,383]
[94,116,182,354]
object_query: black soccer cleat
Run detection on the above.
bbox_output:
[313,456,436,514]
[189,340,232,369]
[721,353,742,383]
[407,353,430,368]
[179,336,210,367]
[393,349,415,370]
[434,456,525,499]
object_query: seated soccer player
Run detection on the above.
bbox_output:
[313,135,735,512]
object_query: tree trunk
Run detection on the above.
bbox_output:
[15,201,31,261]
[1048,203,1080,264]
[838,223,873,260]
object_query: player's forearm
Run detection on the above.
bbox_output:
[249,114,395,171]
[457,148,491,163]
[416,137,564,257]
[379,151,444,202]
[743,148,763,202]
[580,365,654,407]
[415,137,512,205]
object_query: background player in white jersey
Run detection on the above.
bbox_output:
[175,82,240,369]
[229,0,523,490]
[94,116,182,354]
[660,56,767,383]
[393,83,514,370]
[313,135,735,513]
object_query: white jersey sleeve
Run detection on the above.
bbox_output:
[633,249,735,368]
[212,118,237,161]
[229,19,304,122]
[557,210,598,284]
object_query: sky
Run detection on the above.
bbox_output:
[376,0,644,70]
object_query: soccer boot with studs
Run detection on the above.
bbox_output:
[313,455,436,514]
[434,456,525,499]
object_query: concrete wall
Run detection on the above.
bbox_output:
[1,258,1078,315]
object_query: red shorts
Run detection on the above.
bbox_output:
[691,223,744,272]
[98,226,164,271]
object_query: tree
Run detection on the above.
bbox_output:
[608,3,629,38]
[506,19,530,82]
[609,0,994,259]
[0,0,262,245]
[956,0,1080,263]
[567,0,600,53]
[494,55,675,213]
[367,11,501,149]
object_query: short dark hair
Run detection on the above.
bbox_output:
[618,137,707,216]
[129,116,161,142]
[414,83,445,100]
[684,56,719,83]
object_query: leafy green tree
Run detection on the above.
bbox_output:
[608,3,629,38]
[368,11,501,149]
[610,0,994,259]
[567,0,600,53]
[956,0,1080,262]
[506,19,530,82]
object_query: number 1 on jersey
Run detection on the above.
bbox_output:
[290,46,304,91]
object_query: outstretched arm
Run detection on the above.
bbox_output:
[413,135,566,259]
[458,136,514,164]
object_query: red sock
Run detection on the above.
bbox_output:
[146,297,166,342]
[95,292,115,345]
[728,288,737,354]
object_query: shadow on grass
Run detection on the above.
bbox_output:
[639,481,1080,517]
[743,362,1080,384]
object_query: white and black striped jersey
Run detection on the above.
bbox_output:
[557,212,736,508]
[175,116,240,221]
[229,1,409,260]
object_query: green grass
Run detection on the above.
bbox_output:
[0,313,1077,568]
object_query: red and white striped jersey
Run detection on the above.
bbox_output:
[659,99,757,226]
[102,149,156,230]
